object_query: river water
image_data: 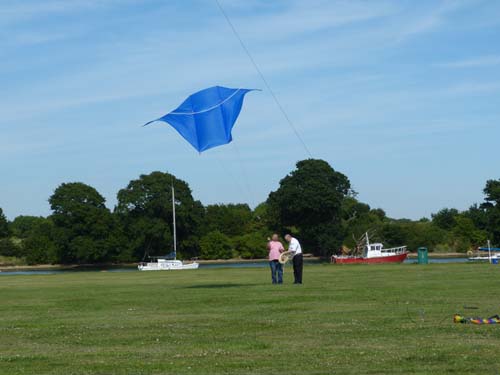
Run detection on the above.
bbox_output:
[0,258,472,276]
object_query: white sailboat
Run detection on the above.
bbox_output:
[138,185,199,271]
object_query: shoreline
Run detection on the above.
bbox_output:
[407,252,466,259]
[0,253,466,271]
[0,259,272,271]
[0,257,319,271]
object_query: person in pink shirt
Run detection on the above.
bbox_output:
[267,233,285,284]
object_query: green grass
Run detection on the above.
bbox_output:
[1,264,500,374]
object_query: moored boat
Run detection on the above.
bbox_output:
[331,232,408,264]
[138,185,199,271]
[468,240,500,263]
[138,257,199,271]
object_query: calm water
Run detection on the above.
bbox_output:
[0,258,474,276]
[404,257,469,264]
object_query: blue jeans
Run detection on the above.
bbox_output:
[270,260,283,284]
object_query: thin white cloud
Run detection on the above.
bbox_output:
[225,0,396,42]
[0,0,441,124]
[442,81,500,95]
[0,1,135,47]
[5,30,77,46]
[392,0,480,43]
[436,55,500,68]
[1,1,499,170]
[0,0,128,20]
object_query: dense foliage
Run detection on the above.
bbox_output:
[1,162,499,265]
[115,172,204,261]
[267,159,352,256]
[49,182,124,264]
[0,208,9,238]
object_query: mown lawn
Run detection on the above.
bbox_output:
[1,263,500,374]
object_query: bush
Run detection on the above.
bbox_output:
[433,243,454,253]
[200,231,233,260]
[9,216,47,238]
[0,255,26,266]
[23,235,58,265]
[232,233,268,259]
[0,238,23,257]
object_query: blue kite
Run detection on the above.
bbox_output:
[144,86,257,152]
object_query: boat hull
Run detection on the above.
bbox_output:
[138,261,199,271]
[468,254,499,263]
[332,252,408,264]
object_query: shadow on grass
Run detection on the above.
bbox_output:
[183,283,259,289]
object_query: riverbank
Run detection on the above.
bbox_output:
[0,257,304,271]
[0,260,272,271]
[407,252,466,258]
[0,253,465,271]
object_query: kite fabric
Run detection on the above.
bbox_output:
[454,314,500,324]
[144,86,257,152]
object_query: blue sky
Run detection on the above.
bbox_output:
[1,0,500,220]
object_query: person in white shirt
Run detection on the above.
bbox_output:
[285,234,303,284]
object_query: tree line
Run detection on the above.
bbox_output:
[0,159,499,265]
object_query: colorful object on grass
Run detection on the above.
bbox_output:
[144,86,257,152]
[454,314,500,324]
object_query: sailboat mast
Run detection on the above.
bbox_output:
[172,185,177,260]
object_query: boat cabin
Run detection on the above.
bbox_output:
[364,243,384,258]
[364,242,407,258]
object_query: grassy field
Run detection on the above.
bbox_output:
[1,263,500,374]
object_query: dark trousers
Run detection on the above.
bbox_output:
[293,253,303,284]
[270,260,283,284]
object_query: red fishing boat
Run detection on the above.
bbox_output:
[331,232,408,264]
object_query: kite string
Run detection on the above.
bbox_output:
[214,0,313,158]
[231,141,257,205]
[213,151,251,205]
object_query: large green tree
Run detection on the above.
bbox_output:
[340,198,384,248]
[481,179,500,245]
[9,215,47,238]
[451,215,487,252]
[49,182,122,263]
[115,171,204,260]
[431,208,459,230]
[463,203,488,231]
[0,208,9,238]
[204,204,253,237]
[267,159,352,256]
[483,179,500,205]
[22,218,58,265]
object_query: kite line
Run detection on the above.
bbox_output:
[214,0,313,158]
